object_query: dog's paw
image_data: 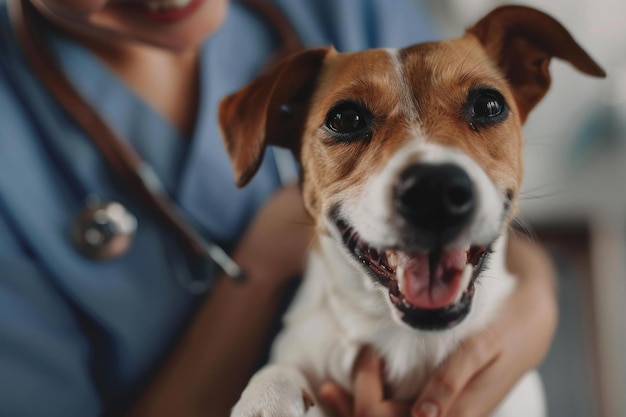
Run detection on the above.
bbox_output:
[230,367,315,417]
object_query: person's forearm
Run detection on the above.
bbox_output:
[507,232,558,296]
[506,231,558,364]
[124,186,311,417]
[125,271,290,417]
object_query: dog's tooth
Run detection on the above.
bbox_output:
[396,264,405,288]
[455,264,474,303]
[387,251,398,269]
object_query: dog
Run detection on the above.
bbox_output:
[219,6,605,417]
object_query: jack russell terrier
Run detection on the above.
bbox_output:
[219,5,605,417]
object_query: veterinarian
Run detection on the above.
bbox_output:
[0,0,557,416]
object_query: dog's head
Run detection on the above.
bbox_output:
[219,6,604,330]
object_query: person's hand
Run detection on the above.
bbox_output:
[233,184,314,287]
[411,235,557,417]
[318,347,410,417]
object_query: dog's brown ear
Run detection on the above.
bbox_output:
[219,47,331,187]
[467,5,606,122]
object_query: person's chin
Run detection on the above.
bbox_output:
[86,1,226,51]
[111,25,215,51]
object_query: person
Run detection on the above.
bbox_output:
[0,0,558,416]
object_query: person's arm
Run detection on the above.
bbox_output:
[126,185,313,417]
[319,347,411,417]
[319,232,558,417]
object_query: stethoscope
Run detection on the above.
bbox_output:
[10,0,303,293]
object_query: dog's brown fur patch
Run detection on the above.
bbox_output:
[298,39,525,227]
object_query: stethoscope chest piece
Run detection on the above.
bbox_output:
[73,201,137,260]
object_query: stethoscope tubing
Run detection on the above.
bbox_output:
[8,0,304,292]
[9,0,245,288]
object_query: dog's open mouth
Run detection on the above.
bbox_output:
[335,219,490,330]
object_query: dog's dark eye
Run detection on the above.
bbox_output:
[465,88,508,129]
[328,108,362,133]
[473,94,503,118]
[325,101,370,140]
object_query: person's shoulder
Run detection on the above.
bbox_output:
[0,1,24,98]
[265,0,439,50]
[0,0,7,22]
[0,1,15,56]
[0,43,32,143]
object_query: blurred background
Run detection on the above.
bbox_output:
[423,0,626,416]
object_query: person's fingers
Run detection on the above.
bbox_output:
[319,378,411,417]
[353,346,386,415]
[318,382,353,417]
[411,333,499,417]
[439,299,555,417]
[353,347,411,417]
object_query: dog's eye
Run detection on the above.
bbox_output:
[465,89,508,129]
[325,101,370,139]
[473,94,503,118]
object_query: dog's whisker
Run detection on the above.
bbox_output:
[518,182,566,201]
[477,274,507,284]
[509,218,537,243]
[518,193,551,201]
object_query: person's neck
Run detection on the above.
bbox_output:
[81,36,201,138]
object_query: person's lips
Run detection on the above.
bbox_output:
[108,0,204,24]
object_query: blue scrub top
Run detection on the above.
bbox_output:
[0,0,436,415]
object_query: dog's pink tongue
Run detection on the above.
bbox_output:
[400,249,466,309]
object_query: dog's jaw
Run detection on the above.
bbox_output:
[321,141,511,331]
[328,219,490,330]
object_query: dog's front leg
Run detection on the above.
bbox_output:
[230,364,317,417]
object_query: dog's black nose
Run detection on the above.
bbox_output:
[394,163,475,246]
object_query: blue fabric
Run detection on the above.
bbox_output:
[0,0,437,415]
